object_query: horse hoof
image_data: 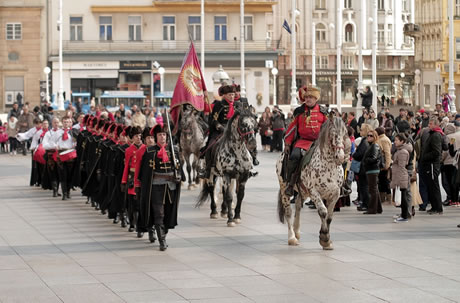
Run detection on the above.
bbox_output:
[234,218,241,224]
[227,221,236,227]
[295,232,301,240]
[220,212,227,218]
[322,243,334,250]
[188,185,194,190]
[210,213,218,219]
[288,238,299,246]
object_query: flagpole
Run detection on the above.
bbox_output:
[240,0,246,97]
[290,0,297,107]
[201,0,205,73]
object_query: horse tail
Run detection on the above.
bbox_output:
[196,181,212,207]
[277,189,285,224]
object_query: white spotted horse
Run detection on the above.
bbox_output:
[179,106,206,190]
[276,115,349,249]
[196,107,257,227]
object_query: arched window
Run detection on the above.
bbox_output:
[316,23,326,42]
[345,24,354,42]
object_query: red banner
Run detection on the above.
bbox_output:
[170,42,209,129]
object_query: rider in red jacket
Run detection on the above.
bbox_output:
[284,86,328,196]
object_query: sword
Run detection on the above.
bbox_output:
[165,109,180,181]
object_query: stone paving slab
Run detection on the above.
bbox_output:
[0,152,460,302]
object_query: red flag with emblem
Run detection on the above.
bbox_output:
[170,42,210,131]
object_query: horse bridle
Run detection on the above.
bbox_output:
[236,116,255,143]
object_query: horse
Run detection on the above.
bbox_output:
[196,108,257,227]
[179,106,206,190]
[276,115,349,249]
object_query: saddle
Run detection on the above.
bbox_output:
[301,141,318,169]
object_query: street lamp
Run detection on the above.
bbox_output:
[158,67,165,94]
[448,0,457,112]
[312,22,316,86]
[240,0,246,97]
[371,0,378,113]
[336,0,343,113]
[43,67,51,104]
[57,0,64,110]
[271,67,278,106]
[290,0,297,107]
[212,65,230,84]
[415,69,420,107]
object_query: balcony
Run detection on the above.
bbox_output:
[403,23,421,37]
[63,39,278,53]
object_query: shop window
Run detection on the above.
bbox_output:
[214,16,227,41]
[70,17,82,41]
[129,16,142,41]
[163,16,176,41]
[188,16,201,41]
[99,16,112,41]
[6,23,21,40]
[244,16,253,41]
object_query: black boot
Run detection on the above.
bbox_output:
[52,181,59,198]
[155,225,167,251]
[113,214,120,224]
[66,190,71,199]
[61,182,67,201]
[120,212,127,228]
[284,159,299,197]
[148,228,156,243]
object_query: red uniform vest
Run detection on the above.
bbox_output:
[285,104,327,150]
[121,143,144,195]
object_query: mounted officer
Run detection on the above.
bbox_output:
[284,86,328,197]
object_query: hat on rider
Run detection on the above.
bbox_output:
[298,85,320,102]
[218,85,235,96]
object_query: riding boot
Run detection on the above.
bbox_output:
[148,228,156,243]
[113,214,120,224]
[61,182,67,201]
[155,225,167,251]
[52,181,58,197]
[284,161,300,197]
[120,212,127,228]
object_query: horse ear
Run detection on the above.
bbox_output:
[328,111,334,121]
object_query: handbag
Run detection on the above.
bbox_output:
[265,129,273,136]
[350,159,361,174]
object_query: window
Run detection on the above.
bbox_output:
[6,23,21,40]
[344,0,352,9]
[214,16,227,40]
[377,56,387,69]
[402,0,408,12]
[163,16,175,40]
[315,0,326,9]
[345,24,354,42]
[99,16,112,41]
[315,55,329,69]
[342,55,353,69]
[244,16,253,40]
[129,16,141,41]
[456,38,460,59]
[378,0,384,10]
[387,24,393,45]
[378,24,385,43]
[70,17,82,41]
[188,16,201,40]
[315,23,326,42]
[456,0,460,17]
[5,76,24,106]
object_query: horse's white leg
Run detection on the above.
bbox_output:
[185,154,193,190]
[322,192,340,250]
[293,193,303,240]
[310,189,330,249]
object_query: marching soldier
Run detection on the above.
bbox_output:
[121,126,143,234]
[137,123,182,251]
[283,86,328,197]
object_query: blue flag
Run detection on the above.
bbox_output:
[283,19,291,34]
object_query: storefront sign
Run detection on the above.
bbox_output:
[103,90,145,97]
[120,61,152,70]
[296,70,354,76]
[70,70,118,79]
[56,61,119,70]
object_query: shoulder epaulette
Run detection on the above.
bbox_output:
[318,105,328,116]
[293,105,305,117]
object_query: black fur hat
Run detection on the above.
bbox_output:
[129,126,142,139]
[152,123,167,139]
[218,85,235,96]
[96,118,106,130]
[142,127,152,139]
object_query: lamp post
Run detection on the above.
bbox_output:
[212,65,230,95]
[201,0,205,72]
[57,0,64,110]
[271,67,278,106]
[357,0,365,117]
[371,0,378,113]
[312,22,316,86]
[158,67,165,94]
[240,0,246,97]
[336,0,343,113]
[415,69,420,107]
[44,67,51,103]
[448,0,457,112]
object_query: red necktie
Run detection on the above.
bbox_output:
[157,143,169,163]
[62,128,69,140]
[36,127,42,131]
[40,129,47,138]
[226,100,235,119]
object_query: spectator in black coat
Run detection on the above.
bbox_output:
[360,86,373,112]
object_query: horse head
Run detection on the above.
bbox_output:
[319,115,347,165]
[226,108,257,151]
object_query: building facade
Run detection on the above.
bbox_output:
[271,0,415,107]
[47,0,279,111]
[409,0,460,110]
[0,0,45,112]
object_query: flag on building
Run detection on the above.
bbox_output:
[282,19,291,34]
[170,42,210,131]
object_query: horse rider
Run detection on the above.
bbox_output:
[284,86,328,197]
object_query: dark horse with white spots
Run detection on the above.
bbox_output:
[196,107,257,226]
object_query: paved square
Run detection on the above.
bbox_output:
[0,152,459,302]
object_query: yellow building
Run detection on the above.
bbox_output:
[411,0,460,110]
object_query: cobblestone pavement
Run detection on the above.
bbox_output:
[0,151,460,303]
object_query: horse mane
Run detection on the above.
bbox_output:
[317,116,344,152]
[221,106,252,142]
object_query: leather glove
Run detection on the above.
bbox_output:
[120,183,127,193]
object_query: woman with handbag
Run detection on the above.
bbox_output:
[362,130,383,215]
[391,134,411,222]
[351,124,372,211]
[258,112,272,151]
